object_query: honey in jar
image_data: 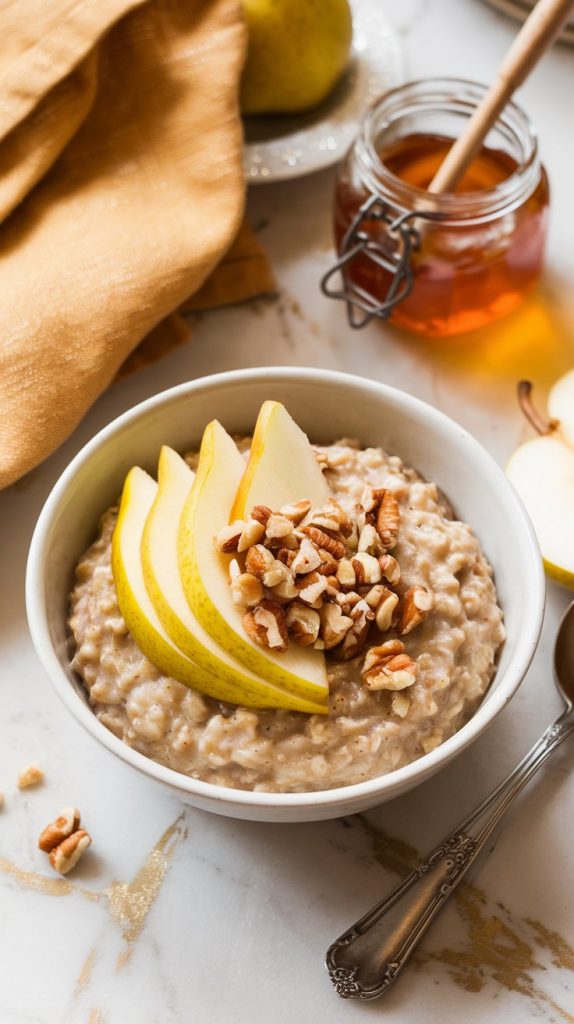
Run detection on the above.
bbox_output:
[325,79,549,338]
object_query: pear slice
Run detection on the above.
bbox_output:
[507,434,574,587]
[178,420,329,706]
[141,446,326,713]
[111,467,225,693]
[230,400,329,521]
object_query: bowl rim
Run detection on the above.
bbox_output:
[26,366,545,809]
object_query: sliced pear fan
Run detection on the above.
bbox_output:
[178,418,329,705]
[140,446,327,713]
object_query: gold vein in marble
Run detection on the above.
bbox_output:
[354,815,574,1023]
[0,857,93,899]
[105,815,186,969]
[74,947,98,996]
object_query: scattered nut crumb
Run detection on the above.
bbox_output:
[17,764,44,789]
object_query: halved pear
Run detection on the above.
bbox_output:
[230,400,329,520]
[141,446,326,712]
[178,420,329,706]
[507,434,574,588]
[509,378,574,589]
[111,467,226,693]
[548,368,574,443]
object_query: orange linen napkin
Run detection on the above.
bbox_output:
[0,0,268,491]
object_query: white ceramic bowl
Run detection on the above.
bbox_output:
[26,368,544,822]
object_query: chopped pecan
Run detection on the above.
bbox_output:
[336,557,356,588]
[291,537,322,575]
[396,586,434,635]
[279,499,312,524]
[39,808,81,853]
[319,603,353,649]
[336,590,362,615]
[270,575,299,602]
[337,600,373,660]
[315,549,339,576]
[237,518,265,552]
[296,571,328,608]
[361,639,419,691]
[375,491,400,551]
[17,764,44,789]
[300,525,346,560]
[243,600,288,651]
[351,552,382,585]
[265,514,295,544]
[230,571,264,608]
[49,830,92,875]
[374,589,399,632]
[286,602,321,646]
[250,505,272,525]
[214,520,246,553]
[357,523,382,555]
[245,545,288,587]
[276,547,297,568]
[379,553,401,586]
[361,486,386,515]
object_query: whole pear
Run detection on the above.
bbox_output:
[240,0,353,115]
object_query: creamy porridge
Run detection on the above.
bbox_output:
[69,441,505,793]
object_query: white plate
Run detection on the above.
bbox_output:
[243,0,404,184]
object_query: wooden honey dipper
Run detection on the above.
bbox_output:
[428,0,574,194]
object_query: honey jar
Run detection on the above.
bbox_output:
[322,79,549,338]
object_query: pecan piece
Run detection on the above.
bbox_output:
[396,586,434,635]
[265,514,295,544]
[337,599,374,660]
[285,602,321,646]
[243,599,288,651]
[250,505,272,525]
[361,639,419,691]
[49,830,92,875]
[291,537,322,575]
[39,808,81,853]
[351,552,382,585]
[237,518,265,552]
[230,571,264,608]
[17,764,44,789]
[375,490,400,551]
[245,545,288,587]
[296,571,328,608]
[279,499,312,524]
[300,525,346,560]
[315,548,339,576]
[214,520,247,553]
[319,603,353,650]
[336,557,356,588]
[379,553,401,587]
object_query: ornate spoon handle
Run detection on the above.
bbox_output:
[326,712,574,1000]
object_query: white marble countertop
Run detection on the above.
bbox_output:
[2,1,574,1021]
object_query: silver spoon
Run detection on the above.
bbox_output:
[326,601,574,1000]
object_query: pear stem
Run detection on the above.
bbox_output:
[517,380,555,436]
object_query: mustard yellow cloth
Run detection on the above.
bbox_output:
[0,0,257,490]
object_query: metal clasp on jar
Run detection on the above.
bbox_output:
[321,195,444,329]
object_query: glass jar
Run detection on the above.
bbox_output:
[323,78,549,338]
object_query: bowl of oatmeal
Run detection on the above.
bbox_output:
[26,368,544,822]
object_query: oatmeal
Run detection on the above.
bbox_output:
[69,441,505,793]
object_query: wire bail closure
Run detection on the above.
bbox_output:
[320,195,445,329]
